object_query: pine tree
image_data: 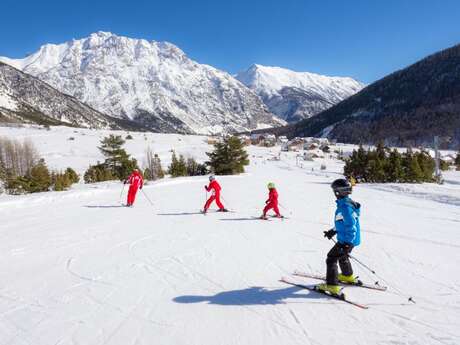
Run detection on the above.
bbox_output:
[387,149,404,182]
[416,151,435,181]
[455,151,460,171]
[367,157,386,182]
[99,135,127,171]
[83,163,114,183]
[168,151,187,177]
[27,159,51,192]
[0,158,5,182]
[143,168,152,180]
[402,150,423,183]
[206,136,249,175]
[375,141,387,161]
[64,167,80,184]
[84,165,97,184]
[98,135,137,180]
[344,145,369,182]
[186,157,208,176]
[52,172,72,191]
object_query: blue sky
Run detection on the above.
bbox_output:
[1,0,459,83]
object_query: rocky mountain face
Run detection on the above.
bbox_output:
[277,43,460,149]
[236,64,364,123]
[0,62,130,129]
[0,32,283,134]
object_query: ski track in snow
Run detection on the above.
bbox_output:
[0,127,460,344]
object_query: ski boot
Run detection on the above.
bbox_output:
[338,274,359,284]
[201,209,207,214]
[217,208,229,212]
[259,214,268,220]
[316,283,343,296]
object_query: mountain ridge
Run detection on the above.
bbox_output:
[0,61,135,130]
[236,64,364,122]
[267,43,460,149]
[0,32,284,134]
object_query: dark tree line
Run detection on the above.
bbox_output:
[344,142,438,183]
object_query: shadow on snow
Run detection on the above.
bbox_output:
[219,217,260,221]
[157,212,204,216]
[173,286,326,306]
[84,205,125,208]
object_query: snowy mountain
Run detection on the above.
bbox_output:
[236,64,364,122]
[0,32,284,134]
[0,61,131,129]
[276,43,460,149]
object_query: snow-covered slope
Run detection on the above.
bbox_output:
[1,126,460,345]
[0,32,284,134]
[0,62,126,129]
[236,64,365,122]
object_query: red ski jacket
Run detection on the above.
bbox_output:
[127,171,144,189]
[266,188,278,204]
[205,180,221,194]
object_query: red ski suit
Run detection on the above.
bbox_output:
[263,188,281,217]
[204,180,225,211]
[126,171,143,206]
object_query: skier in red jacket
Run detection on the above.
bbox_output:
[203,175,228,213]
[125,169,143,207]
[261,182,282,219]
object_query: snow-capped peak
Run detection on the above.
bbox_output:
[236,64,365,122]
[238,64,364,97]
[0,32,282,134]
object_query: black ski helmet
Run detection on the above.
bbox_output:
[331,178,352,198]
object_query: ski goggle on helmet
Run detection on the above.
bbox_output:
[209,175,215,181]
[331,178,352,198]
[267,182,275,189]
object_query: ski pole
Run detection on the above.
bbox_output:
[221,195,231,210]
[330,238,377,274]
[330,237,415,303]
[350,255,376,274]
[348,251,415,304]
[278,202,292,215]
[330,238,377,275]
[119,183,125,204]
[141,189,154,208]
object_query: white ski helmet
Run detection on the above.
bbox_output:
[209,175,215,181]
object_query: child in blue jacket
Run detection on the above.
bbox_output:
[318,178,361,295]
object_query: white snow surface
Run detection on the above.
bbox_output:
[1,126,460,345]
[0,90,18,111]
[236,64,365,121]
[0,32,283,134]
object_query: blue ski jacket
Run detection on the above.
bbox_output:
[334,197,361,246]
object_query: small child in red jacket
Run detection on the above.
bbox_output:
[203,175,228,213]
[125,169,143,207]
[261,182,283,220]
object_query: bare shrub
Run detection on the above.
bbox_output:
[0,136,39,178]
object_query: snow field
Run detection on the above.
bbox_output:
[0,126,459,345]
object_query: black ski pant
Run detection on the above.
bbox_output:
[326,242,354,285]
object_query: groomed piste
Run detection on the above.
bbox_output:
[1,126,459,345]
